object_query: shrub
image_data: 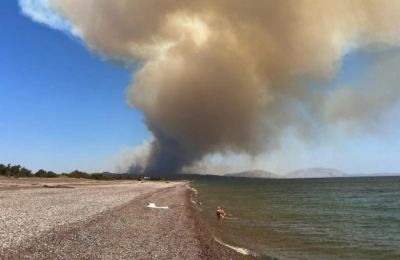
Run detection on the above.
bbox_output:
[68,170,90,179]
[35,169,58,178]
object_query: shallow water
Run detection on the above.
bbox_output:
[192,177,400,259]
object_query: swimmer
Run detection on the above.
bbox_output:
[216,206,226,221]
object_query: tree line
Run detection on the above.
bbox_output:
[0,163,139,180]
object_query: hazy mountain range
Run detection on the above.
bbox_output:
[225,169,279,179]
[285,168,347,178]
[224,168,400,179]
[114,167,400,179]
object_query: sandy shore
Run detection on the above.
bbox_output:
[0,177,251,259]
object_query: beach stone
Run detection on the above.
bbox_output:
[0,180,250,259]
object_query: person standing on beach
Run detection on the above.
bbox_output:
[216,206,226,221]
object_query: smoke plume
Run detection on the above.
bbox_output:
[47,0,400,175]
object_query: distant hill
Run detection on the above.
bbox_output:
[285,168,347,179]
[105,169,400,180]
[225,169,279,179]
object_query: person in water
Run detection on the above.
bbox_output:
[216,206,226,221]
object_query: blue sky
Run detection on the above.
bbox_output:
[1,1,400,174]
[0,1,149,172]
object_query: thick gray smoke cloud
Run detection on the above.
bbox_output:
[48,0,400,175]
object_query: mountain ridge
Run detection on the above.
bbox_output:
[225,169,279,179]
[284,167,348,179]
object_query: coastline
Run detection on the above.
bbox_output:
[184,184,254,259]
[1,179,252,259]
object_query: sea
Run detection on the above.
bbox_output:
[191,177,400,259]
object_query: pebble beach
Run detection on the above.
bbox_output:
[0,177,250,259]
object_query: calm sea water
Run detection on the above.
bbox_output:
[191,177,400,259]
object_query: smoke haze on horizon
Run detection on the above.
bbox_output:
[21,0,400,175]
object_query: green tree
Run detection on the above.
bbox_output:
[18,167,32,177]
[9,165,21,176]
[0,164,6,175]
[45,171,58,178]
[68,170,90,179]
[35,169,47,177]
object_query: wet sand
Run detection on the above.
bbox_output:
[0,177,250,259]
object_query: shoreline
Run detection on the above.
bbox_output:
[184,184,254,259]
[1,179,252,259]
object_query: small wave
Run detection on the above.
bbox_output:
[224,216,239,220]
[186,185,198,195]
[214,237,252,256]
